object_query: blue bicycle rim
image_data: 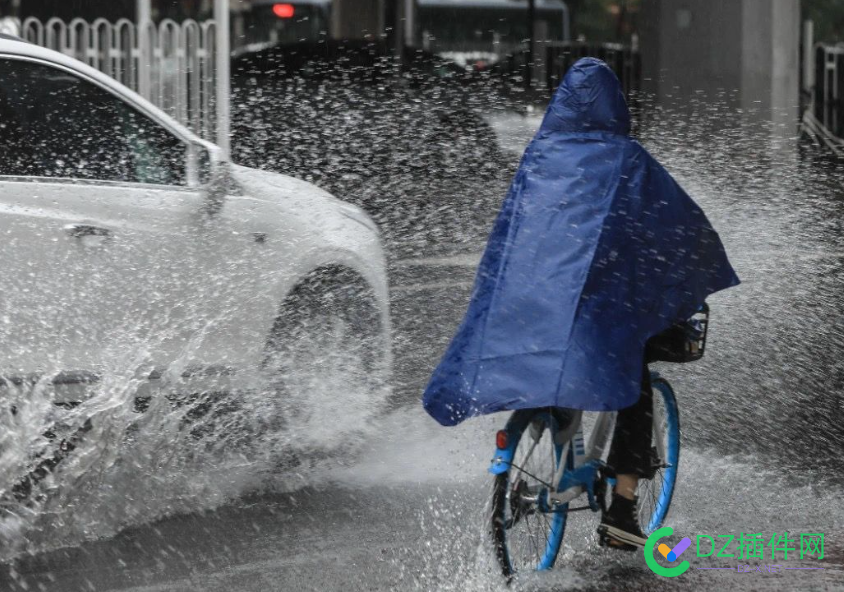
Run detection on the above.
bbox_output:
[645,378,680,534]
[537,464,568,570]
[503,410,570,572]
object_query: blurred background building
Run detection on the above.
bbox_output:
[0,0,841,140]
[1,1,841,51]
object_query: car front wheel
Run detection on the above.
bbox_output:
[261,268,390,451]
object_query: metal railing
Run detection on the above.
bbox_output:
[9,17,220,143]
[545,42,640,99]
[814,43,844,141]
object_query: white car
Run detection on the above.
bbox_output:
[0,34,391,491]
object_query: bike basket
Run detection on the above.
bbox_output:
[645,303,709,364]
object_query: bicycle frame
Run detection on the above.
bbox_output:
[545,409,614,508]
[488,371,667,512]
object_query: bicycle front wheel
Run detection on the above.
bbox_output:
[637,375,680,534]
[490,409,572,579]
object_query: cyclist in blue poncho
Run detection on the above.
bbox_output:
[422,58,739,548]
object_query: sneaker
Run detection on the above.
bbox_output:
[597,494,647,550]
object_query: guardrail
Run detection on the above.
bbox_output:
[545,42,640,99]
[814,43,844,142]
[493,41,640,104]
[7,17,220,143]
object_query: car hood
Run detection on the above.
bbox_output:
[229,164,379,234]
[231,164,337,204]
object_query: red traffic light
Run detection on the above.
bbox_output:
[273,3,295,18]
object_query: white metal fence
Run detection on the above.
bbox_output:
[6,17,221,144]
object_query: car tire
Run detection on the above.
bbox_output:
[261,267,390,447]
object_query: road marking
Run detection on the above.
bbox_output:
[391,281,474,295]
[393,253,482,268]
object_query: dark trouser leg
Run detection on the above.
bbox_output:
[606,365,654,478]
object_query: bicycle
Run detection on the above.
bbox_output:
[488,305,708,579]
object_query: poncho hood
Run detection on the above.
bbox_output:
[540,57,631,135]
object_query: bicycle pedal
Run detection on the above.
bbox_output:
[596,525,638,552]
[597,525,610,546]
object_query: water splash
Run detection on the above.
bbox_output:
[0,305,387,560]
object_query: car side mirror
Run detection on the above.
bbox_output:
[190,141,228,214]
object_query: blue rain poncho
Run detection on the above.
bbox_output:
[423,58,739,426]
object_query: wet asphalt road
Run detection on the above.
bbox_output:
[3,114,844,592]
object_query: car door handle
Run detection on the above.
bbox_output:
[64,224,112,239]
[64,224,113,248]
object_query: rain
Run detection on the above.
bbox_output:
[0,0,844,590]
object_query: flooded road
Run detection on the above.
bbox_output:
[3,113,844,591]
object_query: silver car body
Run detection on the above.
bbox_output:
[0,36,390,394]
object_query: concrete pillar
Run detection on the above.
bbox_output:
[742,0,800,129]
[770,0,800,131]
[802,19,814,101]
[640,0,800,129]
[392,0,416,52]
[403,0,416,47]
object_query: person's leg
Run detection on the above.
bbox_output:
[600,365,654,548]
[614,474,639,501]
[606,365,654,488]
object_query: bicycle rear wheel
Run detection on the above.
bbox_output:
[637,375,680,534]
[490,409,572,579]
